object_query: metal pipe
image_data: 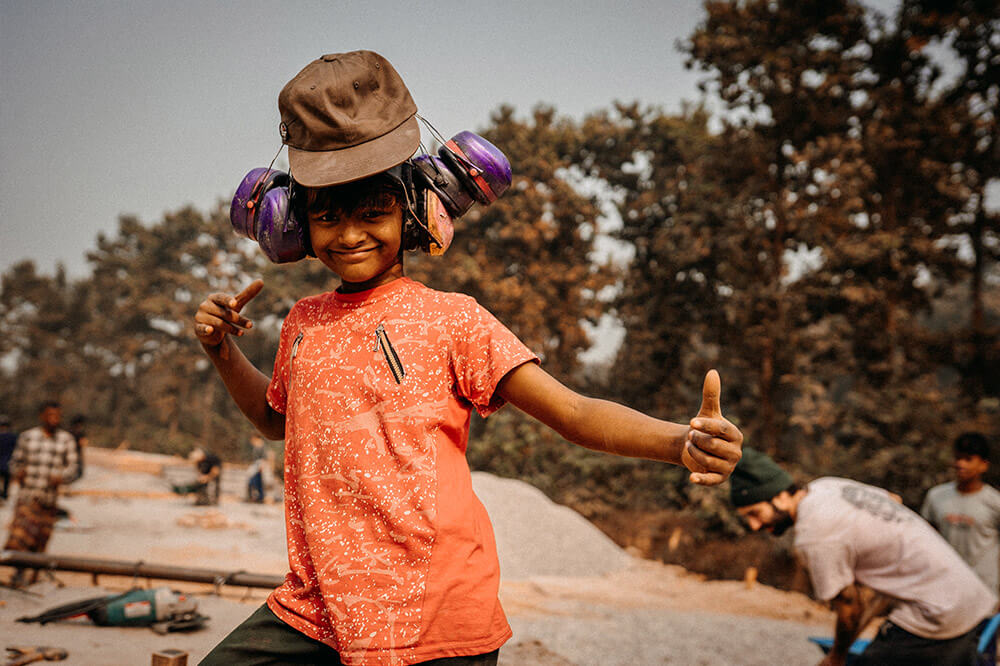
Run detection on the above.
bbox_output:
[0,550,284,589]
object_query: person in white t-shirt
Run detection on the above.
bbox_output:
[731,447,996,666]
[922,432,1000,595]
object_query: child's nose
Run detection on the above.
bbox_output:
[339,218,368,244]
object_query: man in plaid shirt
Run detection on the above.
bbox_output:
[5,400,78,586]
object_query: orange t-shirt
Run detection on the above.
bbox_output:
[265,277,537,666]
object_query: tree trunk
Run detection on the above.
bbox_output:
[969,205,986,397]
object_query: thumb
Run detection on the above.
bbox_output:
[232,279,264,312]
[696,369,722,419]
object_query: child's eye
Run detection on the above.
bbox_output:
[312,211,339,225]
[361,209,391,220]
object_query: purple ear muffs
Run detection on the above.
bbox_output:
[412,131,512,218]
[230,130,511,263]
[229,168,309,263]
[444,131,511,205]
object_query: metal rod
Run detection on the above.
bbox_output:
[0,550,283,589]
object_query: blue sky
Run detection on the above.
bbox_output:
[1,0,899,277]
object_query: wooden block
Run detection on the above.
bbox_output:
[151,648,188,666]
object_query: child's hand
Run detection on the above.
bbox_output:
[194,280,264,349]
[681,369,743,486]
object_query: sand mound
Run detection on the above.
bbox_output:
[472,472,633,580]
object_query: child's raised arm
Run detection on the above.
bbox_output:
[194,279,285,440]
[496,364,742,485]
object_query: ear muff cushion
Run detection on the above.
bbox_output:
[438,147,491,205]
[255,188,308,263]
[231,168,291,241]
[412,156,473,218]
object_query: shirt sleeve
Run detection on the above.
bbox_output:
[449,297,539,418]
[9,432,26,477]
[266,304,300,415]
[919,491,936,526]
[61,433,79,481]
[797,540,856,602]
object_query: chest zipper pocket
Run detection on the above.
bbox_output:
[374,323,405,384]
[288,331,304,392]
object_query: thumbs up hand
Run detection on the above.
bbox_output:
[680,369,743,486]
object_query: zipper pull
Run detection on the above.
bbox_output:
[374,323,405,384]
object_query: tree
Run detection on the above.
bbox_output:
[900,0,1000,396]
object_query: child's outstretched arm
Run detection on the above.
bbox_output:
[496,364,742,485]
[193,279,285,440]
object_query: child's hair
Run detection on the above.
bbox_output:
[292,172,421,252]
[954,432,991,462]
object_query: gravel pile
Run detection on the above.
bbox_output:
[472,472,633,580]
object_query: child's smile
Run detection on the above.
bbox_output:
[309,204,405,292]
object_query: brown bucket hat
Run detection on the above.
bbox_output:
[278,50,420,187]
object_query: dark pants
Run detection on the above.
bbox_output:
[201,604,500,666]
[196,477,220,505]
[0,468,9,499]
[247,471,264,503]
[175,479,220,505]
[856,621,979,666]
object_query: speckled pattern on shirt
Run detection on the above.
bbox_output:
[265,277,537,666]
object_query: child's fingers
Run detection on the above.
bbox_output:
[195,311,246,337]
[232,280,264,312]
[201,299,254,330]
[689,470,726,486]
[683,426,742,487]
[680,440,709,474]
[689,416,741,442]
[684,438,737,474]
[193,320,222,346]
[696,369,722,419]
[687,427,743,462]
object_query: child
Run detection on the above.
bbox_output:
[921,432,1000,594]
[194,50,743,666]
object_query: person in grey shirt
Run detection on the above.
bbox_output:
[732,447,996,666]
[922,432,1000,594]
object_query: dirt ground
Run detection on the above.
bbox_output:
[0,448,835,665]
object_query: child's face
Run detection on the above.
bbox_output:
[306,181,406,292]
[954,453,988,483]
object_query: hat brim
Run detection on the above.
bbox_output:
[288,115,421,188]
